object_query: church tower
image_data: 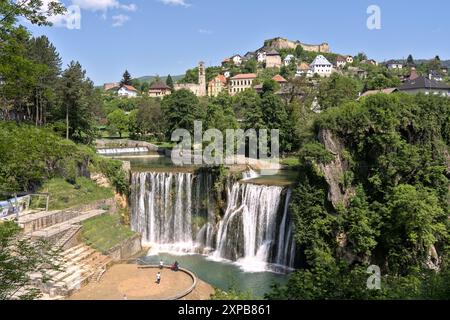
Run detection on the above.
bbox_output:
[198,61,206,96]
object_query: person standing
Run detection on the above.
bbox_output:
[159,259,164,269]
[156,272,161,285]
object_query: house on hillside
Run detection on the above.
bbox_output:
[296,62,313,77]
[229,73,257,96]
[148,82,172,98]
[118,85,138,98]
[284,54,295,66]
[398,76,450,96]
[257,51,267,63]
[265,50,282,68]
[310,55,333,77]
[272,74,288,88]
[386,60,404,70]
[429,70,444,82]
[231,55,243,66]
[208,74,227,97]
[106,84,138,98]
[336,56,347,68]
[103,82,119,91]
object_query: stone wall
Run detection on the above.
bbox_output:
[106,234,142,262]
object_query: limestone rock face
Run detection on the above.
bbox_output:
[317,129,355,209]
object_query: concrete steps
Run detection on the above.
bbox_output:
[32,244,112,298]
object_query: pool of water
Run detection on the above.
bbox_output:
[140,253,289,298]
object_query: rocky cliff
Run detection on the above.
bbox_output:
[316,129,355,209]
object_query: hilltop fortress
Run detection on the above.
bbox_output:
[259,37,330,53]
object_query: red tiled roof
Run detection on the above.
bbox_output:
[230,73,257,80]
[122,85,138,92]
[336,56,346,62]
[209,74,227,85]
[272,75,287,83]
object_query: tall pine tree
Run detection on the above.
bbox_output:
[166,74,174,89]
[120,70,132,86]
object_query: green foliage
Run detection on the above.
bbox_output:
[299,142,334,164]
[58,61,97,143]
[210,286,257,300]
[274,92,450,299]
[35,177,114,210]
[162,89,203,137]
[0,122,94,193]
[120,70,132,86]
[317,74,363,110]
[107,109,129,138]
[93,156,129,195]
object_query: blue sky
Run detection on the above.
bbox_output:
[28,0,450,85]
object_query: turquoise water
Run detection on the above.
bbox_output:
[140,253,289,298]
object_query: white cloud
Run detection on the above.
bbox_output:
[40,0,82,29]
[198,28,212,35]
[112,14,129,27]
[71,0,137,12]
[71,0,119,11]
[159,0,190,7]
[120,3,137,11]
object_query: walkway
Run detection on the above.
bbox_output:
[68,264,214,300]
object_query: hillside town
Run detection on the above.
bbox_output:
[103,37,450,103]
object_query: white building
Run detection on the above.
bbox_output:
[386,60,403,70]
[231,55,243,66]
[310,55,333,77]
[257,51,267,63]
[117,85,138,98]
[296,62,313,77]
[336,56,347,68]
[284,54,295,66]
[229,73,257,96]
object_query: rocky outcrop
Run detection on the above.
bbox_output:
[317,129,355,209]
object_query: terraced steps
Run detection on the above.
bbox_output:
[31,244,112,298]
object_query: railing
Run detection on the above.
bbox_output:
[137,265,198,300]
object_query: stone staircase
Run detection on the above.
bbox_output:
[12,204,114,299]
[30,244,112,298]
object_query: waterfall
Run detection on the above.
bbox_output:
[213,183,284,272]
[97,147,148,155]
[131,170,297,271]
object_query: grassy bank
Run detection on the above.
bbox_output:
[81,214,136,253]
[32,177,114,211]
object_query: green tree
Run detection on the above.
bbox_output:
[166,74,174,90]
[205,91,238,132]
[120,70,132,86]
[58,61,96,143]
[294,45,304,59]
[406,54,415,66]
[107,109,128,138]
[162,89,202,137]
[317,74,362,110]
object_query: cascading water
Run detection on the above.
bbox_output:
[97,147,148,155]
[130,170,297,271]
